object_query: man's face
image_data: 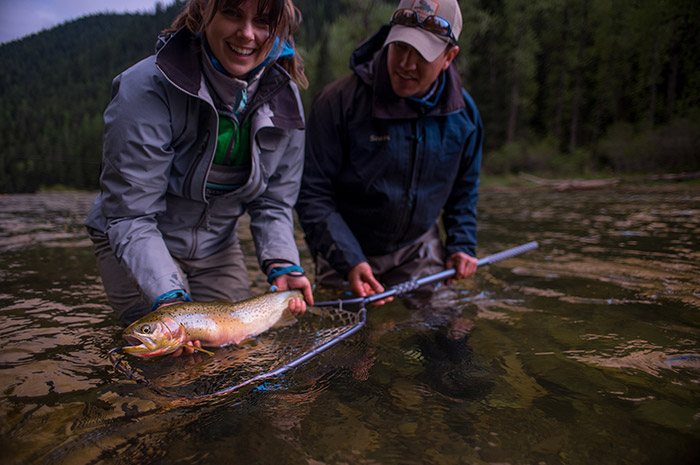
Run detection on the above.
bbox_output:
[386,41,459,98]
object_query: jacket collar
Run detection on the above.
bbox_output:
[156,27,203,96]
[351,25,466,120]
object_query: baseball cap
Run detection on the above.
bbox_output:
[384,0,463,62]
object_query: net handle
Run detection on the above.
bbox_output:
[366,240,538,304]
[316,241,538,307]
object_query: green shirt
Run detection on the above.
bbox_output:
[214,116,251,166]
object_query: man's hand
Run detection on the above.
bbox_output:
[445,252,478,283]
[272,274,314,316]
[348,262,393,306]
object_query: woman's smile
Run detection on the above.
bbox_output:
[227,42,256,57]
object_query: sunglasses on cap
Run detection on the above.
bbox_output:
[390,8,456,42]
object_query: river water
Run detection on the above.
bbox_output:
[1,187,698,464]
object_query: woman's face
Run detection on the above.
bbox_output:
[205,0,272,78]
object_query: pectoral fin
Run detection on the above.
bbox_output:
[272,310,297,329]
[305,305,324,317]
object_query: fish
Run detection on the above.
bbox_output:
[121,290,302,357]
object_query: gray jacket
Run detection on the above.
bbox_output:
[85,28,305,303]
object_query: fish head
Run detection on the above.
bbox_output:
[122,315,186,357]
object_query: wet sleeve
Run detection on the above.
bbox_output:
[247,125,304,270]
[443,89,483,259]
[99,64,187,303]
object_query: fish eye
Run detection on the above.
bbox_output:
[141,325,151,334]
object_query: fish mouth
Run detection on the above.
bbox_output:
[122,332,185,357]
[122,334,171,357]
[121,316,186,357]
[124,334,144,345]
[123,334,149,350]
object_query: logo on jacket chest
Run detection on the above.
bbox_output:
[370,134,391,142]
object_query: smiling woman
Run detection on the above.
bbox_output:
[165,0,306,85]
[84,0,312,353]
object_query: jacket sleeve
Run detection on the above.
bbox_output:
[295,84,367,278]
[442,89,483,259]
[246,125,304,271]
[99,61,187,303]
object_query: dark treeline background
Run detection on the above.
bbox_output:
[1,0,699,193]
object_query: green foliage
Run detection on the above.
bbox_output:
[1,0,699,193]
[483,138,591,177]
[597,117,700,174]
[466,0,700,175]
[298,0,395,110]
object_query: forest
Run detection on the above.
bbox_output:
[1,0,698,193]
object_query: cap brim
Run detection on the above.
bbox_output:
[384,24,449,62]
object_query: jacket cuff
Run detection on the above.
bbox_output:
[152,289,192,310]
[267,264,306,283]
[262,258,297,275]
[445,244,477,260]
[327,249,367,280]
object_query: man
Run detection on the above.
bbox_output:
[296,0,483,303]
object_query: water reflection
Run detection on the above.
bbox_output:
[1,188,699,465]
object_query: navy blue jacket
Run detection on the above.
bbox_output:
[296,26,483,278]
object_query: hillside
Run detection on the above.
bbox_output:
[0,4,183,192]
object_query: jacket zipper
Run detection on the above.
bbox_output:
[236,80,288,203]
[188,202,210,257]
[398,120,422,245]
[184,128,211,198]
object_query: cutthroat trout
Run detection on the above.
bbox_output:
[122,290,302,357]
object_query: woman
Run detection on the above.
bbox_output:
[85,0,313,347]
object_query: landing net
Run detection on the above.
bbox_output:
[109,302,365,400]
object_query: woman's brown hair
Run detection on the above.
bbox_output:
[165,0,307,88]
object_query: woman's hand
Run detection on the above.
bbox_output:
[272,274,314,316]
